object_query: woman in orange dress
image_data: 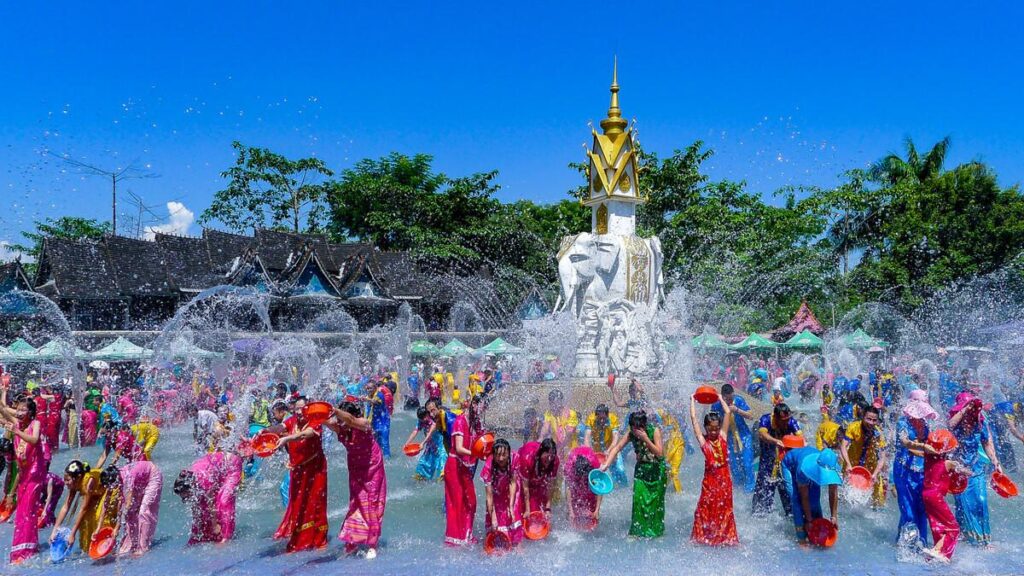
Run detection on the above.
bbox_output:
[689,392,739,546]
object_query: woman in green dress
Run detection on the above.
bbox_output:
[600,411,667,537]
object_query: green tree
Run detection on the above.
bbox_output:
[198,142,333,234]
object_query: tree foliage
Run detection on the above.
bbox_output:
[198,142,333,234]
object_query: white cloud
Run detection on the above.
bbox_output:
[0,241,34,263]
[143,201,195,240]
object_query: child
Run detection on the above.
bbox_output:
[482,439,523,545]
[689,393,738,546]
[921,429,970,563]
[516,438,559,516]
[600,411,666,538]
[407,407,446,481]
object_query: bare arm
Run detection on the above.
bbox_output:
[839,437,853,470]
[598,431,632,471]
[984,433,1002,474]
[334,408,372,433]
[453,433,472,458]
[689,396,706,448]
[720,399,732,438]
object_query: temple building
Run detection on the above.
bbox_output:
[23,229,515,333]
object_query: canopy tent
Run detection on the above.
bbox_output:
[34,340,89,362]
[478,337,524,355]
[0,338,38,362]
[440,339,474,357]
[231,338,277,357]
[772,301,825,341]
[730,333,778,351]
[89,337,153,362]
[783,329,824,350]
[409,340,441,357]
[842,329,888,349]
[691,333,729,349]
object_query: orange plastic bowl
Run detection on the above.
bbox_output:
[806,518,837,547]
[607,374,616,389]
[847,466,872,491]
[950,472,968,495]
[782,434,806,449]
[0,500,13,523]
[483,530,513,555]
[693,385,719,405]
[992,470,1019,498]
[471,432,495,460]
[89,526,116,560]
[302,401,333,426]
[524,511,550,540]
[403,443,422,457]
[251,432,280,458]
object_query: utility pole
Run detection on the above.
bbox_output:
[44,150,158,236]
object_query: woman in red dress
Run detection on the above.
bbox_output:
[274,397,329,552]
[689,392,739,546]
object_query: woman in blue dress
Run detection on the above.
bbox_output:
[949,391,1003,546]
[406,407,446,481]
[893,389,937,546]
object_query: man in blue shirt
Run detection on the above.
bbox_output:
[712,384,756,493]
[780,447,843,542]
[752,403,801,517]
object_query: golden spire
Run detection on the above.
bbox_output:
[599,56,628,136]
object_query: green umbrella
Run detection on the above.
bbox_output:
[842,329,887,349]
[783,329,823,350]
[0,338,38,362]
[731,333,779,351]
[34,339,89,362]
[478,337,524,355]
[409,340,440,357]
[89,337,154,362]
[440,339,474,357]
[692,333,729,349]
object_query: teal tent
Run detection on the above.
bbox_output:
[478,337,524,355]
[783,329,824,350]
[731,333,778,351]
[0,338,38,363]
[34,340,89,362]
[440,339,474,357]
[409,340,440,357]
[842,329,888,349]
[89,337,154,362]
[692,333,729,349]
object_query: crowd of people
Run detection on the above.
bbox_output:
[0,346,1019,567]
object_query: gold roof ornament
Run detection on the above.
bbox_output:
[584,57,643,210]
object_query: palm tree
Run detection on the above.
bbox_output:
[868,136,951,186]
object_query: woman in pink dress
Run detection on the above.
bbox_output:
[0,394,46,564]
[176,448,242,544]
[483,438,524,544]
[516,438,559,516]
[426,397,481,547]
[325,401,387,559]
[100,460,163,556]
[563,445,601,531]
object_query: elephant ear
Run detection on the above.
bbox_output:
[557,234,580,260]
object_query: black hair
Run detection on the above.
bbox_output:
[491,438,512,473]
[416,407,429,420]
[721,383,735,395]
[704,411,723,428]
[595,403,609,415]
[100,465,120,488]
[338,401,362,417]
[573,454,594,480]
[425,398,441,410]
[173,470,195,499]
[773,403,791,418]
[536,438,557,476]
[65,459,91,479]
[548,389,564,404]
[0,438,12,457]
[863,405,881,417]
[628,411,648,431]
[271,401,289,413]
[17,395,37,420]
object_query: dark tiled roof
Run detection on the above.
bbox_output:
[0,260,32,293]
[203,229,254,270]
[103,236,177,297]
[35,237,121,299]
[155,233,222,290]
[254,229,303,272]
[369,252,426,298]
[277,244,343,296]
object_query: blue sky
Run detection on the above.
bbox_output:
[2,1,1022,255]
